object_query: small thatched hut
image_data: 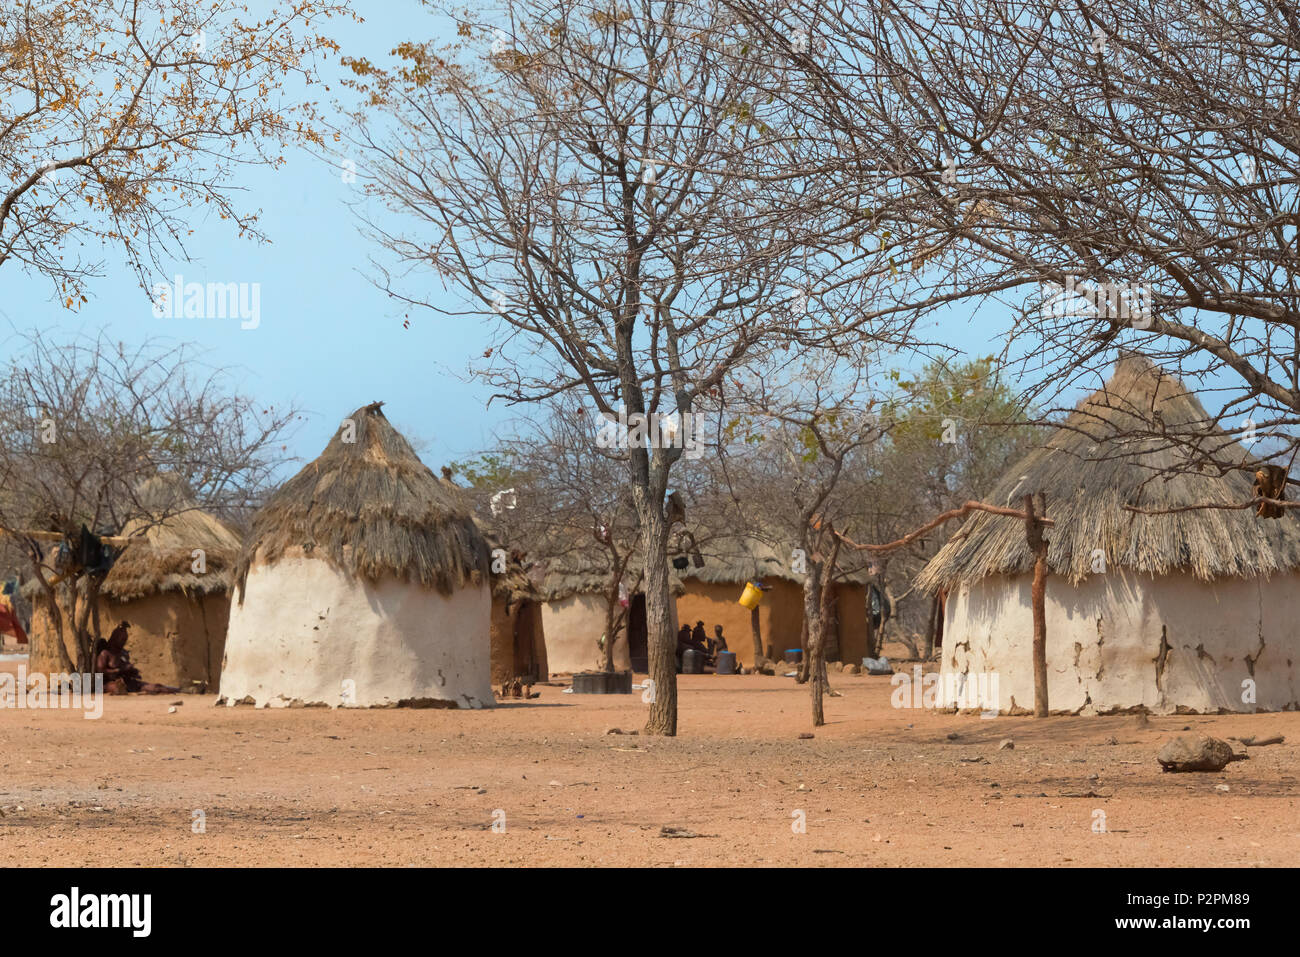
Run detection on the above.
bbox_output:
[538,556,650,673]
[218,402,494,708]
[675,535,873,668]
[918,355,1300,714]
[24,474,239,688]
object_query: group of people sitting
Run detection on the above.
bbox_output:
[675,620,733,671]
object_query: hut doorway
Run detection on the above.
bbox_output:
[513,600,545,682]
[627,593,648,673]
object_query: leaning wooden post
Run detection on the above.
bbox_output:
[1023,493,1049,717]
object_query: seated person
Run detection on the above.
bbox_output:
[96,622,179,695]
[677,623,709,671]
[690,620,715,666]
[711,624,732,659]
[675,624,693,671]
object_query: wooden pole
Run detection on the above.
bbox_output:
[0,529,132,546]
[1023,494,1049,718]
[750,605,763,664]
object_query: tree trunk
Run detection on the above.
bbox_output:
[638,497,677,736]
[602,583,619,674]
[808,533,842,724]
[32,577,75,675]
[1024,494,1049,718]
[802,561,825,724]
[750,606,762,665]
[54,585,81,675]
[878,582,897,655]
[90,597,103,672]
[922,592,939,659]
[796,606,811,683]
[73,577,104,673]
[864,585,876,660]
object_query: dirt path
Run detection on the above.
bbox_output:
[1,667,1295,866]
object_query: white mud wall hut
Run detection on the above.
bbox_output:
[219,402,494,708]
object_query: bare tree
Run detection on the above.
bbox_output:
[709,349,891,725]
[1,0,351,300]
[0,330,298,673]
[871,357,1042,652]
[339,0,907,733]
[725,0,1300,475]
[453,400,643,673]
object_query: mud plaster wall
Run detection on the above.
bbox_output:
[219,556,493,709]
[26,593,229,688]
[835,584,869,664]
[940,570,1300,713]
[540,593,627,674]
[541,591,683,675]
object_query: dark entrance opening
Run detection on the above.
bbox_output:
[513,601,545,682]
[627,593,648,673]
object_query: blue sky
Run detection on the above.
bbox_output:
[0,2,1059,480]
[2,3,511,475]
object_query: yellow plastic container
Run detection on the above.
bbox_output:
[738,581,764,609]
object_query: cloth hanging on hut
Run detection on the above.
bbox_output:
[868,583,884,629]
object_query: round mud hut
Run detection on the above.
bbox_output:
[24,475,239,690]
[218,402,494,709]
[538,557,639,674]
[917,355,1300,714]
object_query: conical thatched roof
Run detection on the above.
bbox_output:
[233,402,489,599]
[539,551,638,602]
[538,550,688,602]
[917,355,1300,590]
[675,534,787,585]
[102,474,243,601]
[538,528,872,601]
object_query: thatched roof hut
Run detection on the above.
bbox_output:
[674,532,875,667]
[232,403,488,599]
[23,473,241,689]
[918,354,1300,590]
[219,402,494,709]
[473,520,548,685]
[923,355,1300,714]
[680,532,875,586]
[535,528,877,674]
[534,548,651,674]
[104,474,242,601]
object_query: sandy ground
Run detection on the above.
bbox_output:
[0,659,1296,867]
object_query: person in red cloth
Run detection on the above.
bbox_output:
[0,598,27,645]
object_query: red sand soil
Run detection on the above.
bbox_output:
[0,660,1296,866]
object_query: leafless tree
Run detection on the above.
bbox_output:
[707,348,891,725]
[0,330,298,673]
[340,0,912,733]
[454,399,643,673]
[1,0,351,301]
[724,0,1300,477]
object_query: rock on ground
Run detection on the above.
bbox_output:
[1157,734,1234,772]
